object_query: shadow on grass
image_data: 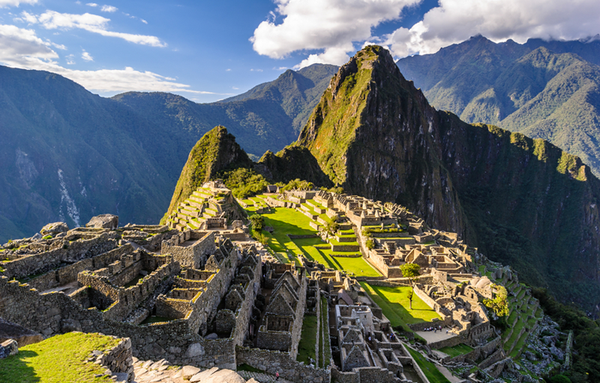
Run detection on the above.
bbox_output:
[0,350,40,383]
[316,248,338,270]
[373,287,425,325]
[263,214,314,236]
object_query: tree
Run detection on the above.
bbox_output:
[483,284,510,318]
[249,214,264,232]
[400,263,421,311]
[365,239,374,250]
[324,217,339,235]
[407,289,414,310]
[253,231,268,246]
[400,263,421,283]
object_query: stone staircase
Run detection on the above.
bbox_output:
[166,188,221,231]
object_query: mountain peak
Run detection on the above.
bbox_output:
[161,125,252,223]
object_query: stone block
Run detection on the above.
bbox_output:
[0,339,18,359]
[40,222,69,236]
[87,214,119,229]
[0,318,43,347]
[182,365,201,379]
[186,342,205,357]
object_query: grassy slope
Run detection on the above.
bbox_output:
[360,283,441,325]
[297,315,318,364]
[0,332,120,383]
[298,46,382,185]
[406,346,451,383]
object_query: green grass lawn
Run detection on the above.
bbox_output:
[0,332,120,383]
[361,283,441,324]
[297,315,318,364]
[251,206,380,277]
[406,346,451,383]
[438,343,474,357]
[257,207,317,265]
[286,234,381,277]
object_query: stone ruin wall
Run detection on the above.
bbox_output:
[25,244,135,292]
[229,256,261,347]
[236,346,330,383]
[1,232,118,279]
[160,231,216,269]
[0,274,237,369]
[183,244,240,335]
[0,239,255,370]
[77,258,179,322]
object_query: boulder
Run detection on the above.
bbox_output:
[86,214,119,230]
[0,339,18,359]
[0,318,43,347]
[182,365,201,380]
[40,222,69,236]
[190,368,245,383]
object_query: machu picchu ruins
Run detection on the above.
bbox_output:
[0,181,571,383]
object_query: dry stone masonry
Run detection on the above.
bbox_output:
[0,183,562,382]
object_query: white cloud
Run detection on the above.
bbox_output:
[387,0,600,57]
[251,0,420,65]
[0,24,209,94]
[0,24,58,65]
[140,19,147,24]
[86,3,97,7]
[81,49,93,61]
[0,0,37,7]
[100,5,117,13]
[21,10,166,47]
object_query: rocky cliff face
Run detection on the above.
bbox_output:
[162,126,252,222]
[297,45,600,307]
[298,45,465,233]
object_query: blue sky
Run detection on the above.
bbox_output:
[1,0,599,103]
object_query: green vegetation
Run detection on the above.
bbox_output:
[532,288,600,383]
[41,235,52,240]
[0,332,120,383]
[162,126,253,223]
[298,45,386,185]
[483,284,510,318]
[406,346,451,383]
[360,282,440,333]
[248,214,265,232]
[297,315,318,364]
[438,343,474,357]
[222,168,269,199]
[237,364,265,373]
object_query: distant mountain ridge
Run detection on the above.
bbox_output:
[114,64,338,157]
[397,35,600,175]
[0,64,336,242]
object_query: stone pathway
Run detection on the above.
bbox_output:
[131,357,285,383]
[237,370,294,383]
[132,358,185,383]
